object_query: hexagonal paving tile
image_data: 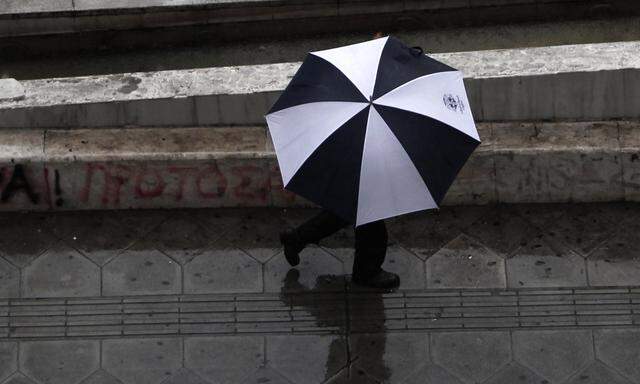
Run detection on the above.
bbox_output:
[326,366,380,384]
[80,370,122,384]
[317,225,356,262]
[0,343,17,383]
[185,336,264,384]
[223,210,290,263]
[388,206,488,260]
[507,238,586,288]
[144,215,214,265]
[162,369,210,384]
[20,340,99,384]
[426,234,506,289]
[103,246,181,296]
[267,335,346,384]
[540,204,620,257]
[265,246,345,293]
[587,230,640,286]
[279,208,322,230]
[338,246,426,290]
[102,338,181,384]
[483,362,547,384]
[192,208,246,239]
[431,331,511,384]
[595,329,640,383]
[3,373,37,384]
[565,362,634,384]
[0,257,19,298]
[240,366,292,384]
[22,242,100,297]
[403,362,464,384]
[0,213,56,268]
[515,203,568,229]
[464,206,536,257]
[351,333,428,384]
[513,330,594,383]
[46,212,141,266]
[111,210,168,237]
[184,247,262,294]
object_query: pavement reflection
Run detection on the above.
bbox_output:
[281,268,391,383]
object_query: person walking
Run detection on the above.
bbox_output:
[280,209,400,289]
[267,36,480,292]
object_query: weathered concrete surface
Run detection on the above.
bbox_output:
[0,205,638,382]
[0,121,637,211]
[2,0,635,39]
[5,16,640,80]
[0,79,24,102]
[2,41,639,128]
[0,203,637,296]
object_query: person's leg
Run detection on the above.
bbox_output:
[352,220,387,277]
[352,220,400,289]
[296,209,350,244]
[280,209,349,266]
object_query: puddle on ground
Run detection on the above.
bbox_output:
[280,269,391,382]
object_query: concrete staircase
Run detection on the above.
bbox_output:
[1,1,639,213]
[0,40,639,211]
[4,0,636,41]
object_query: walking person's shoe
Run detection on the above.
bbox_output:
[279,230,305,267]
[352,269,400,289]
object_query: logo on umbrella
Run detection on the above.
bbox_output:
[443,94,465,114]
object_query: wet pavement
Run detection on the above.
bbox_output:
[0,203,639,383]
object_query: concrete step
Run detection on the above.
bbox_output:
[0,121,637,211]
[4,16,640,80]
[2,0,636,41]
[1,41,638,129]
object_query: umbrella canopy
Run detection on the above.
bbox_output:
[266,36,480,226]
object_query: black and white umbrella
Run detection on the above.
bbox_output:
[266,36,480,226]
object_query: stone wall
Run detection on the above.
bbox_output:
[0,121,637,211]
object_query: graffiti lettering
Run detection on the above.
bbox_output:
[0,164,39,204]
[0,161,300,210]
[233,166,270,203]
[135,170,165,198]
[196,164,227,199]
[54,169,63,207]
[167,166,196,201]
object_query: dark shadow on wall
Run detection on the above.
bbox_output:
[280,269,391,383]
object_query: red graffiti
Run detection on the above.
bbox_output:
[135,169,166,198]
[196,164,227,199]
[167,166,197,201]
[232,165,270,203]
[80,163,131,205]
[1,161,300,210]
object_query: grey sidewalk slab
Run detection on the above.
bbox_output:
[0,204,637,384]
[0,323,639,383]
[0,204,639,300]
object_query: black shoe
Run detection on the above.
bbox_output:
[352,269,400,289]
[280,230,305,267]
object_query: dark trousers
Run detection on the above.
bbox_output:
[295,210,388,278]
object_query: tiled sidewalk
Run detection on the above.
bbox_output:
[0,204,639,383]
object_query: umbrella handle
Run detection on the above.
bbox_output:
[410,46,424,57]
